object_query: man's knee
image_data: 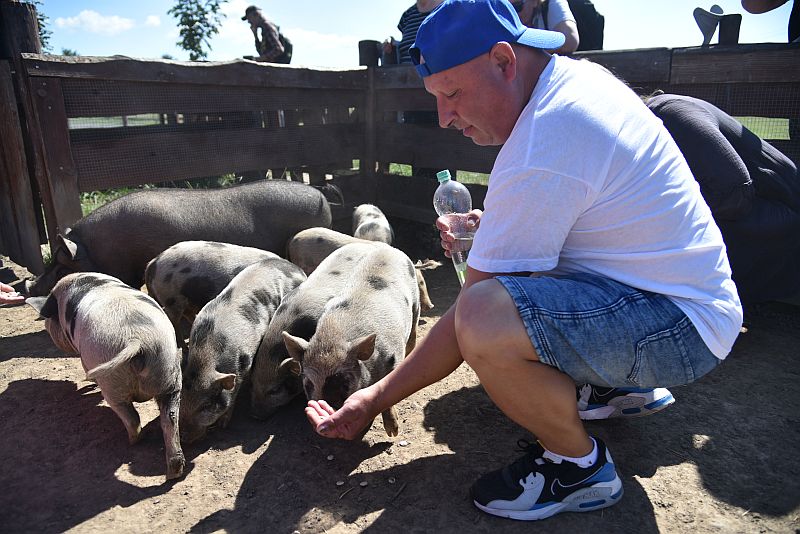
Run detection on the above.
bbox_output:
[455,279,536,368]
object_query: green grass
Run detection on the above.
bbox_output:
[735,117,789,140]
[78,174,242,216]
[68,114,163,129]
[80,188,144,216]
[387,164,490,186]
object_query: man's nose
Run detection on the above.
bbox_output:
[436,98,455,129]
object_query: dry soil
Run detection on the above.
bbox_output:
[1,254,799,533]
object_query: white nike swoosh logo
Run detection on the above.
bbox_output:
[551,469,599,494]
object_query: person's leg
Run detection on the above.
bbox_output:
[453,273,719,520]
[455,278,622,520]
[455,279,590,457]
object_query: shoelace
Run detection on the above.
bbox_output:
[506,439,552,481]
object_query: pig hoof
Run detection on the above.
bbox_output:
[381,410,399,437]
[166,453,186,480]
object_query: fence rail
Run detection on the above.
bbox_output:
[1,41,798,273]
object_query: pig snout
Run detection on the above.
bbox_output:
[250,375,303,420]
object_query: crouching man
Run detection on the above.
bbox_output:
[305,0,742,522]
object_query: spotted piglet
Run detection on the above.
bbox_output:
[287,227,441,311]
[352,204,394,244]
[145,241,279,342]
[282,244,420,437]
[249,242,379,419]
[27,272,185,480]
[179,258,307,442]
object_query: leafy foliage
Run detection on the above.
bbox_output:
[168,0,228,61]
[61,48,79,56]
[32,0,52,53]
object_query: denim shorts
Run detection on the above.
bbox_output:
[496,273,721,388]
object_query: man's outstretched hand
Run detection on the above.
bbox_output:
[0,282,24,306]
[305,387,380,440]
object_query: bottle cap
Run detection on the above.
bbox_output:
[436,170,451,183]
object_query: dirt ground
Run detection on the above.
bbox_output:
[1,252,799,534]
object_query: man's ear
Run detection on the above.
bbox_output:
[491,42,517,79]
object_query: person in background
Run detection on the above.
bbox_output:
[512,0,580,54]
[741,0,799,42]
[646,93,800,307]
[241,5,292,64]
[306,0,741,522]
[383,0,448,180]
[383,0,446,65]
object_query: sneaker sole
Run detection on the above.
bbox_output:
[579,391,675,420]
[473,475,624,521]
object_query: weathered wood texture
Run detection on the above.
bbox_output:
[29,77,83,231]
[70,123,362,190]
[0,61,43,272]
[22,54,368,88]
[0,1,46,272]
[1,44,798,270]
[18,56,368,236]
[377,123,499,174]
[0,1,40,59]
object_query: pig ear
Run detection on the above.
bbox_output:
[215,372,236,391]
[279,357,302,377]
[282,331,309,362]
[349,333,377,361]
[56,234,79,261]
[27,294,58,319]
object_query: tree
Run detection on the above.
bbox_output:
[32,0,52,53]
[61,48,79,56]
[168,0,227,61]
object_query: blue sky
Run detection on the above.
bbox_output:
[40,0,792,68]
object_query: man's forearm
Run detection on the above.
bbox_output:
[371,304,464,411]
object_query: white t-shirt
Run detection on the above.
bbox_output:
[531,0,574,30]
[469,55,743,359]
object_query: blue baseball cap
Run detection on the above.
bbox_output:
[410,0,566,78]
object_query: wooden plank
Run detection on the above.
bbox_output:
[671,45,800,84]
[376,88,437,113]
[374,64,424,90]
[362,65,377,183]
[23,54,368,89]
[29,76,83,233]
[0,1,41,59]
[69,123,363,190]
[0,61,43,272]
[377,123,499,174]
[59,79,364,118]
[576,48,671,83]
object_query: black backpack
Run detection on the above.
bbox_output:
[542,0,605,52]
[277,31,293,64]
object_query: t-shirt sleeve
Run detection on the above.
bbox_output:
[546,0,576,28]
[468,168,592,274]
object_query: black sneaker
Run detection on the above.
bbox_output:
[577,385,675,420]
[471,438,622,521]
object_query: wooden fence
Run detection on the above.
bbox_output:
[1,22,797,275]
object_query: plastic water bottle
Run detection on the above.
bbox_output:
[433,170,474,286]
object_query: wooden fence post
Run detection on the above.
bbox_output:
[0,0,45,273]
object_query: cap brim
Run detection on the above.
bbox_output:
[241,15,248,20]
[517,27,566,51]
